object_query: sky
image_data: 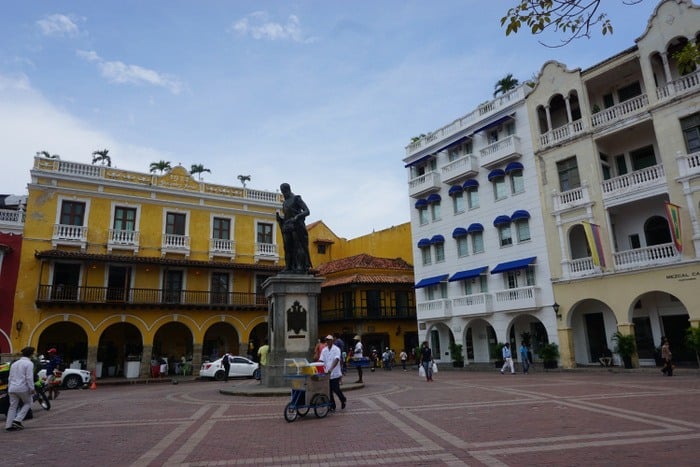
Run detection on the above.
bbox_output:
[0,0,666,239]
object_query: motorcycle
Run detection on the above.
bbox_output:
[33,378,51,411]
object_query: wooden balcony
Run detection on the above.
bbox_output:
[319,307,416,322]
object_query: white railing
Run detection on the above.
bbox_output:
[591,94,648,128]
[52,224,87,241]
[408,171,441,198]
[552,184,590,211]
[613,243,679,270]
[452,293,492,316]
[417,299,452,320]
[58,160,103,177]
[601,164,665,198]
[492,286,538,312]
[0,209,25,225]
[676,150,700,178]
[539,120,585,148]
[565,257,602,278]
[441,154,478,182]
[161,234,190,251]
[405,85,526,156]
[210,238,236,256]
[109,229,140,246]
[479,135,521,167]
[255,242,278,257]
[656,69,700,100]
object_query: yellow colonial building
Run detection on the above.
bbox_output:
[13,157,282,378]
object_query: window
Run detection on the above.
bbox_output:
[466,187,479,209]
[212,217,231,240]
[107,266,131,301]
[411,158,437,178]
[681,113,700,153]
[505,121,516,136]
[425,282,447,301]
[418,207,429,225]
[629,145,656,171]
[52,262,80,300]
[510,169,524,194]
[210,272,230,304]
[430,202,441,221]
[479,275,488,293]
[452,192,465,214]
[257,222,273,244]
[515,219,531,242]
[557,157,580,192]
[316,244,327,254]
[492,176,507,200]
[462,275,487,295]
[163,270,184,303]
[600,153,611,180]
[60,201,85,226]
[506,268,536,287]
[457,237,469,257]
[499,224,512,247]
[614,154,628,176]
[166,212,186,235]
[421,247,432,266]
[394,291,412,317]
[448,140,472,161]
[114,207,136,231]
[341,291,354,318]
[434,243,445,263]
[364,290,382,318]
[488,129,499,144]
[472,232,484,254]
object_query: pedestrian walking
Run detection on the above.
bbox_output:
[660,337,673,376]
[500,343,515,374]
[320,335,346,411]
[5,347,36,431]
[519,342,530,374]
[257,340,270,383]
[419,341,433,382]
[221,351,231,382]
[400,349,408,371]
[352,335,364,383]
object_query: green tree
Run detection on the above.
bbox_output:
[501,1,643,47]
[149,160,172,174]
[673,42,700,75]
[189,164,211,180]
[493,73,520,97]
[91,149,111,167]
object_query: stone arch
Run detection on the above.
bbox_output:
[643,215,672,246]
[97,321,143,378]
[569,298,617,366]
[37,320,89,367]
[422,322,451,362]
[152,321,194,374]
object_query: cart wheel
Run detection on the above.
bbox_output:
[297,404,310,417]
[311,394,330,418]
[284,403,298,422]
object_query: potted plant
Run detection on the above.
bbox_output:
[612,331,637,369]
[449,342,464,368]
[490,342,505,368]
[539,343,560,370]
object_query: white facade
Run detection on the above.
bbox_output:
[403,84,557,365]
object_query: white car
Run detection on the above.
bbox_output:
[200,355,260,381]
[38,368,92,389]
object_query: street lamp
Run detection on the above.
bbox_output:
[552,303,561,319]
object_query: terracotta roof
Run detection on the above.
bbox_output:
[316,253,413,275]
[322,274,415,288]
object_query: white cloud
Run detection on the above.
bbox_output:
[231,12,314,43]
[36,14,80,37]
[76,50,183,94]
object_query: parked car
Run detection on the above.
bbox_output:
[38,368,91,389]
[200,355,260,381]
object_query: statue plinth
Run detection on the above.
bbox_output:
[262,274,324,387]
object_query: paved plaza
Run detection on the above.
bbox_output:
[2,368,699,466]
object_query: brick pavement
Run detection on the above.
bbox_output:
[1,368,699,466]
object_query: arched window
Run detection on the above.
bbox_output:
[644,216,671,246]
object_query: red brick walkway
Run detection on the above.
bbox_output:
[2,369,699,466]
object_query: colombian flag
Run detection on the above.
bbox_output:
[665,202,682,253]
[583,221,606,267]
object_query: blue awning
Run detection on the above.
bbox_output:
[430,235,445,244]
[448,185,463,196]
[417,238,431,248]
[472,114,515,134]
[488,169,505,181]
[415,274,449,289]
[449,266,488,282]
[467,223,484,233]
[404,154,433,168]
[505,161,524,173]
[511,209,531,220]
[426,193,442,204]
[452,227,468,238]
[463,179,479,189]
[491,257,537,274]
[414,199,428,209]
[493,215,511,226]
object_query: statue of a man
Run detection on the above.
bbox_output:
[276,183,311,273]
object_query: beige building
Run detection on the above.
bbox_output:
[526,0,700,367]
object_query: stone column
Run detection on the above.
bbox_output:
[191,343,203,376]
[262,274,324,387]
[86,345,98,375]
[544,105,553,133]
[564,95,573,123]
[556,327,575,369]
[140,344,153,379]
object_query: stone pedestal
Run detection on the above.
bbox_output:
[262,273,323,387]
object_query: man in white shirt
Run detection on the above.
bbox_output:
[6,346,36,431]
[500,343,515,375]
[352,335,364,383]
[320,335,347,411]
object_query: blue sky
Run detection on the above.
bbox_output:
[0,1,663,238]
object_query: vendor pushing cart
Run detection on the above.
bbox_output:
[283,359,331,422]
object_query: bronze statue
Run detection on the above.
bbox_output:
[276,183,311,273]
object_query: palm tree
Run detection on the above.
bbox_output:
[36,150,60,159]
[493,74,520,97]
[149,160,172,174]
[190,164,211,180]
[91,149,111,167]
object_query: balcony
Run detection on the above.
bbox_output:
[601,164,666,204]
[209,238,236,260]
[441,154,479,184]
[552,183,592,213]
[408,171,441,198]
[417,299,451,320]
[613,243,680,271]
[161,234,190,256]
[563,257,602,279]
[451,293,492,317]
[479,135,522,168]
[255,242,279,263]
[676,150,700,179]
[52,224,88,250]
[590,94,649,129]
[108,229,140,253]
[492,286,539,313]
[35,284,266,309]
[0,208,25,229]
[656,69,700,102]
[319,307,416,322]
[538,120,585,149]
